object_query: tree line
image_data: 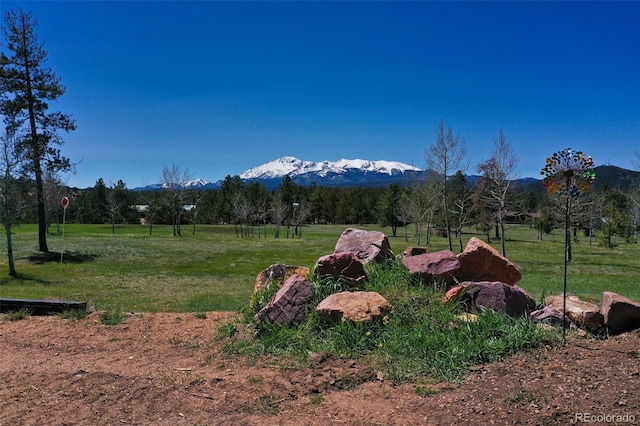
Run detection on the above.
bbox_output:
[12,162,640,249]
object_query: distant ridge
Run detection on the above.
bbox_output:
[131,158,638,192]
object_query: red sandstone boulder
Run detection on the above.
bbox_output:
[602,291,640,335]
[255,274,314,326]
[334,228,392,265]
[314,252,367,286]
[455,237,522,285]
[402,250,460,284]
[255,264,310,293]
[316,291,392,323]
[545,295,604,333]
[458,281,536,317]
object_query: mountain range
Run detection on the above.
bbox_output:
[132,156,639,192]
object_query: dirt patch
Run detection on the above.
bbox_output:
[1,312,639,425]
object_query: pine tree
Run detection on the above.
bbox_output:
[1,7,76,252]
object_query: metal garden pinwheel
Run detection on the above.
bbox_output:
[540,148,595,341]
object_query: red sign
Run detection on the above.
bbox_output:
[61,196,69,208]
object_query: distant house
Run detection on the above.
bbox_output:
[133,205,148,214]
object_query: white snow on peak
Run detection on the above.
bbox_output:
[182,178,210,188]
[239,156,304,179]
[239,157,421,179]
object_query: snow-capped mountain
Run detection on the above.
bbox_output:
[182,178,210,188]
[134,178,213,191]
[234,156,427,189]
[240,156,421,180]
[135,157,424,191]
[134,156,424,191]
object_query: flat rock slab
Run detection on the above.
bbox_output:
[402,250,459,283]
[455,237,522,285]
[0,298,86,316]
[316,291,391,323]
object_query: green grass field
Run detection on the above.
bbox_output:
[1,223,638,312]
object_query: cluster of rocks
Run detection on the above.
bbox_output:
[255,228,393,326]
[531,292,640,335]
[253,228,640,336]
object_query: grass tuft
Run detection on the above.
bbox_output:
[415,385,438,397]
[4,309,30,321]
[100,310,125,325]
[258,394,281,414]
[58,309,88,320]
[505,386,546,407]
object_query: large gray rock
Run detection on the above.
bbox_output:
[334,228,392,265]
[316,291,392,324]
[255,274,314,327]
[602,291,640,335]
[459,281,536,317]
[545,295,604,333]
[402,250,460,284]
[455,237,522,285]
[314,252,367,286]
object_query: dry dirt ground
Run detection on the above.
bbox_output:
[1,311,639,426]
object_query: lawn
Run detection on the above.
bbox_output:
[1,223,638,312]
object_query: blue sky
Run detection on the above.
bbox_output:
[3,1,639,188]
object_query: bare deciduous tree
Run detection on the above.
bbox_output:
[476,129,518,256]
[162,164,190,236]
[0,130,23,276]
[270,196,289,239]
[104,180,128,234]
[399,183,435,244]
[231,191,249,238]
[140,190,162,236]
[43,171,66,234]
[251,194,269,238]
[449,171,473,252]
[426,120,467,251]
[291,200,311,238]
